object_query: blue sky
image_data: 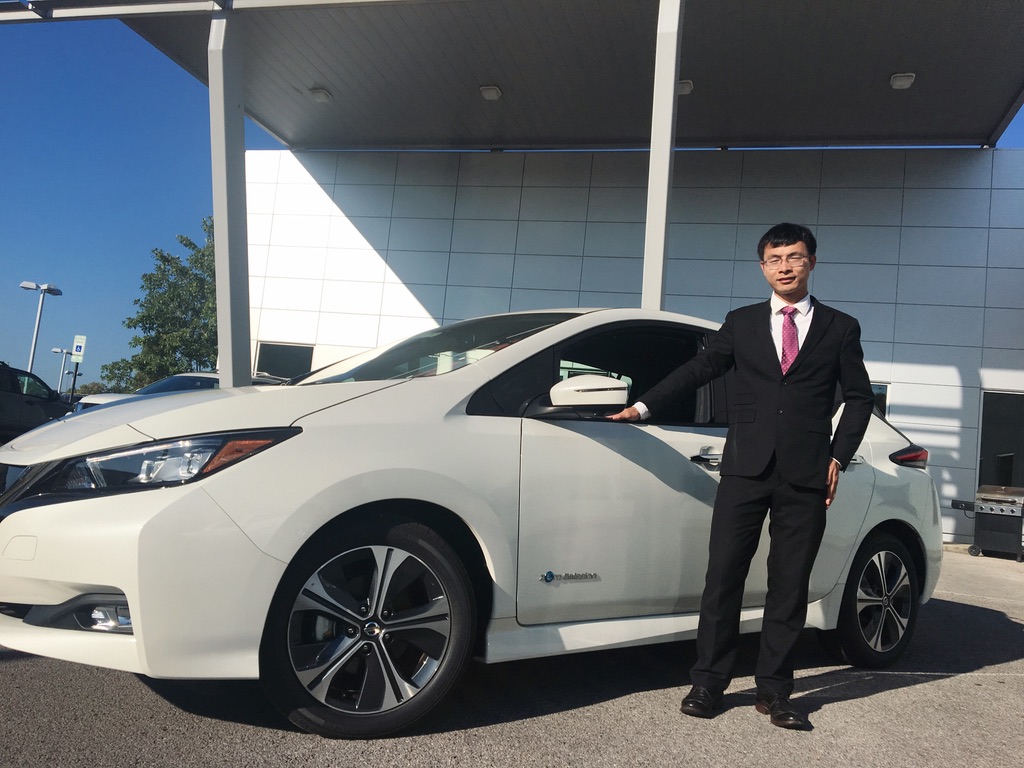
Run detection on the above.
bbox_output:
[2,19,1024,391]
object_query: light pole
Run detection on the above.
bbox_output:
[20,281,62,373]
[51,347,71,394]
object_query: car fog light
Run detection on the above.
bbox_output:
[89,605,133,633]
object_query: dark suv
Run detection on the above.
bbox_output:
[0,362,72,444]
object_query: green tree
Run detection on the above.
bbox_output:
[101,218,218,391]
[75,381,107,396]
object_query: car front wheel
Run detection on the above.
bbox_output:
[823,532,920,669]
[260,520,475,738]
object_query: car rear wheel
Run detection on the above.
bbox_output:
[820,532,920,669]
[260,520,475,738]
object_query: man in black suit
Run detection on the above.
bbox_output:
[609,222,874,729]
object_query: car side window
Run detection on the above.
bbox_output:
[467,322,714,423]
[18,373,52,399]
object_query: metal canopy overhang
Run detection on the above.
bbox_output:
[5,0,1024,150]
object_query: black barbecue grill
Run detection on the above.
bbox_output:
[970,485,1024,562]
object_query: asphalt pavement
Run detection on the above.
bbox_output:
[1,546,1021,767]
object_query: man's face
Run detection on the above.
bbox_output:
[760,241,816,302]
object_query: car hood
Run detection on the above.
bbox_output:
[0,380,404,465]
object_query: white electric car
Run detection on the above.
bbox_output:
[0,308,942,738]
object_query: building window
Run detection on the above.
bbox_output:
[256,343,314,379]
[979,392,1024,488]
[871,383,888,416]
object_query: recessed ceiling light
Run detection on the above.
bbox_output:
[308,87,333,103]
[479,85,502,101]
[889,73,916,90]
[676,79,694,95]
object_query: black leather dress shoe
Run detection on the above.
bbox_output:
[680,685,723,718]
[754,693,808,730]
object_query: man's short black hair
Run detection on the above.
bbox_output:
[757,223,817,259]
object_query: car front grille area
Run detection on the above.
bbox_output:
[1,593,134,634]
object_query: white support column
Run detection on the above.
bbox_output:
[641,0,685,311]
[208,14,252,388]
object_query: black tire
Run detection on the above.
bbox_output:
[968,545,982,557]
[825,533,920,669]
[260,519,475,738]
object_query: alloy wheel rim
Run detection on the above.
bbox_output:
[854,550,912,653]
[286,544,452,714]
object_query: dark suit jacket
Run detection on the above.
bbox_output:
[639,298,875,488]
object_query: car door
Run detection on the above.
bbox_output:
[507,322,732,625]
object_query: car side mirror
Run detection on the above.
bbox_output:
[549,374,628,407]
[523,374,628,420]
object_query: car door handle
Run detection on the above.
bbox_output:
[690,452,722,469]
[848,454,865,465]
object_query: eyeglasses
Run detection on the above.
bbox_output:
[761,254,810,269]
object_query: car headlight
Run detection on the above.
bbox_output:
[0,428,300,506]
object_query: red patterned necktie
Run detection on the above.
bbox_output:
[780,306,799,374]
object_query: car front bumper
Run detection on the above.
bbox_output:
[0,484,286,679]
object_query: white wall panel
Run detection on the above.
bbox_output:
[990,189,1024,228]
[665,259,734,296]
[454,187,520,220]
[666,223,739,261]
[245,150,281,183]
[992,149,1024,189]
[335,152,397,185]
[511,288,583,310]
[288,152,339,185]
[327,215,390,250]
[815,264,898,303]
[892,343,983,387]
[896,265,985,306]
[819,188,903,226]
[985,268,1024,308]
[523,152,592,187]
[821,150,904,188]
[388,218,453,252]
[587,187,648,222]
[247,213,273,246]
[378,316,439,346]
[396,153,459,186]
[663,294,732,322]
[899,227,988,267]
[904,150,991,189]
[517,221,586,256]
[392,185,456,218]
[265,245,326,279]
[674,151,743,187]
[815,225,901,264]
[520,188,590,221]
[983,308,1024,349]
[988,228,1024,267]
[893,304,984,347]
[381,282,444,318]
[269,214,332,247]
[320,280,383,315]
[458,153,524,186]
[902,188,990,227]
[247,183,278,214]
[828,301,896,343]
[315,312,380,348]
[261,277,322,310]
[742,150,822,188]
[580,291,642,308]
[272,183,337,216]
[257,308,319,343]
[324,248,388,282]
[738,188,820,225]
[981,348,1024,390]
[448,252,514,287]
[384,251,450,285]
[444,286,512,319]
[669,188,741,224]
[451,220,519,254]
[582,222,644,257]
[887,382,980,429]
[581,257,642,293]
[590,153,648,187]
[512,254,583,290]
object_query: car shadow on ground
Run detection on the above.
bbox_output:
[134,596,1021,737]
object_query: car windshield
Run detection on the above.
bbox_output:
[296,312,579,384]
[137,375,218,394]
